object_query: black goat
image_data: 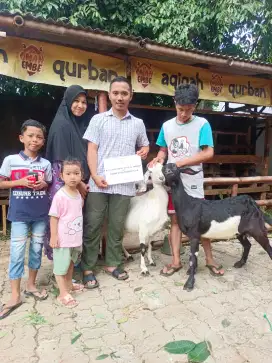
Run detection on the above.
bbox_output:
[162,163,272,292]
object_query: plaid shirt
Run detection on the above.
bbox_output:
[83,109,149,196]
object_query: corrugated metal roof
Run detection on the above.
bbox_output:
[0,11,143,40]
[1,10,272,68]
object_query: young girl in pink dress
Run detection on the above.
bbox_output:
[49,159,85,308]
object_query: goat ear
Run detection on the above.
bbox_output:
[179,167,201,175]
[136,180,147,193]
[143,169,151,183]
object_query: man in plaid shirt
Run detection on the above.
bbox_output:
[82,76,149,288]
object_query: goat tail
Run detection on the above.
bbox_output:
[263,213,272,229]
[250,197,272,229]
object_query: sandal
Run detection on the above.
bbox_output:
[24,289,48,301]
[105,268,129,280]
[70,283,85,294]
[0,302,23,320]
[57,294,78,308]
[83,273,99,289]
[206,264,224,277]
[160,264,182,277]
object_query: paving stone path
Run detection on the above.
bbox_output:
[0,238,272,363]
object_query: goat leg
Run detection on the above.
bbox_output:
[234,234,251,268]
[122,245,134,262]
[186,258,198,275]
[147,242,156,266]
[139,228,150,275]
[140,243,149,275]
[250,231,272,260]
[184,238,199,291]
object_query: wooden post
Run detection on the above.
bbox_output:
[263,119,271,176]
[98,91,108,113]
[247,125,252,152]
[2,205,6,236]
[231,184,238,196]
[261,119,271,203]
[98,91,108,258]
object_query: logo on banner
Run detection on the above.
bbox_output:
[135,62,153,88]
[20,44,44,76]
[210,73,223,96]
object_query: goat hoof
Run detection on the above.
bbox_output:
[149,261,156,267]
[126,255,134,262]
[183,283,194,292]
[141,270,150,276]
[183,278,195,292]
[234,260,246,268]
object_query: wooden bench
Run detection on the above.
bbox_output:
[204,155,262,177]
[0,190,9,236]
[207,155,262,164]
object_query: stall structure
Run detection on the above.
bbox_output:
[1,12,272,234]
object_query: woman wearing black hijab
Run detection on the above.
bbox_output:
[44,85,90,260]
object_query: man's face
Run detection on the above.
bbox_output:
[108,82,132,112]
[175,103,195,123]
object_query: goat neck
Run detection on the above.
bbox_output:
[171,175,191,211]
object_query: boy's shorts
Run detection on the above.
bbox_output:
[53,246,82,276]
[9,220,46,280]
[168,193,175,215]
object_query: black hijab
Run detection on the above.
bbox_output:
[46,85,90,181]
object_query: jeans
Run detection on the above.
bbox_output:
[9,220,47,280]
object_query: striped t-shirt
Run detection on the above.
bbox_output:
[0,151,52,222]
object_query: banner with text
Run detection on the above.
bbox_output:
[131,57,272,106]
[0,37,126,90]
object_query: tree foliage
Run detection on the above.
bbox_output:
[2,0,272,60]
[1,0,272,97]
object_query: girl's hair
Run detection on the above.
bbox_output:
[61,157,84,177]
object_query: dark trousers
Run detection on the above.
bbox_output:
[81,192,131,271]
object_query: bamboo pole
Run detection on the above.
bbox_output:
[204,176,272,185]
[256,199,272,206]
[143,176,272,188]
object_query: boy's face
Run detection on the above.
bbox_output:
[175,103,196,123]
[108,82,132,113]
[19,126,45,153]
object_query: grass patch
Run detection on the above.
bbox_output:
[24,311,47,326]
